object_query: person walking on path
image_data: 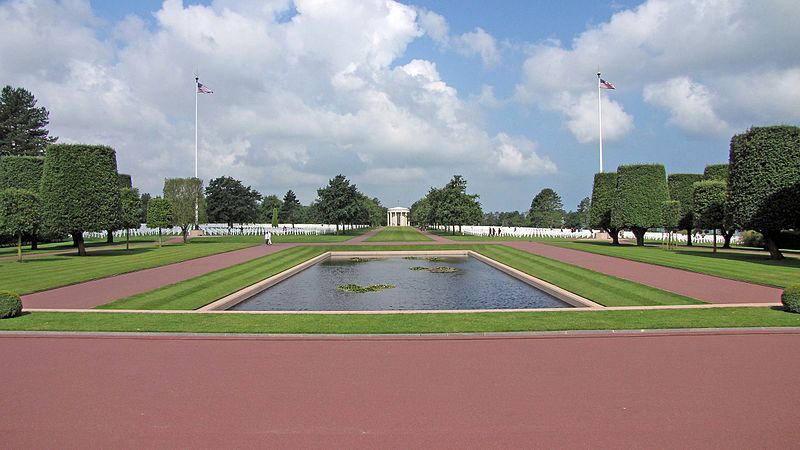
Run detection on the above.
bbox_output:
[265,231,272,245]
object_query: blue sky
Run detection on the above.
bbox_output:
[3,0,798,213]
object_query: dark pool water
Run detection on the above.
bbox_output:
[230,256,571,311]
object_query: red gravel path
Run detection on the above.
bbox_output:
[505,241,782,304]
[2,331,798,448]
[21,243,294,309]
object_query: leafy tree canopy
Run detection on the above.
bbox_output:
[528,188,564,228]
[205,176,261,227]
[0,86,57,156]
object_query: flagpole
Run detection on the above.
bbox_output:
[194,75,199,227]
[597,72,603,173]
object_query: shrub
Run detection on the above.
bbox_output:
[0,291,22,318]
[728,125,800,259]
[612,164,669,246]
[739,230,764,248]
[782,285,800,313]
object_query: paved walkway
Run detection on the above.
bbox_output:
[504,241,782,304]
[2,330,798,448]
[20,229,784,309]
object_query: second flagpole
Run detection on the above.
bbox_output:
[597,71,603,173]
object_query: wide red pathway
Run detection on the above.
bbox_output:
[2,330,798,448]
[505,241,782,304]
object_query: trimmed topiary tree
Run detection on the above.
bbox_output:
[119,187,142,251]
[661,200,680,249]
[667,173,704,246]
[782,285,800,313]
[728,126,800,259]
[0,188,39,261]
[703,164,729,182]
[693,180,727,253]
[612,164,670,246]
[39,144,122,256]
[589,172,620,245]
[0,156,45,249]
[0,156,44,191]
[0,290,22,319]
[146,196,173,247]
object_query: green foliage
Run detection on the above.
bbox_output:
[0,156,44,190]
[483,211,527,227]
[146,196,173,230]
[563,211,583,229]
[703,164,729,181]
[728,126,800,239]
[271,207,279,227]
[280,189,302,226]
[163,177,204,240]
[39,144,121,254]
[782,285,800,313]
[119,187,142,230]
[427,266,457,273]
[317,175,359,231]
[0,86,57,156]
[692,180,726,230]
[661,200,680,230]
[412,175,482,230]
[259,194,282,223]
[0,290,22,319]
[0,188,40,236]
[117,173,132,189]
[140,193,151,223]
[667,173,704,231]
[589,172,616,231]
[528,188,564,228]
[576,197,591,229]
[613,164,669,245]
[739,230,764,248]
[205,176,261,227]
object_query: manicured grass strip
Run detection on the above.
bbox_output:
[0,240,258,295]
[99,246,328,310]
[472,245,701,307]
[1,307,798,334]
[365,227,433,242]
[548,241,800,288]
[0,235,170,257]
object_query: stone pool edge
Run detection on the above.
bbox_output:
[198,250,601,312]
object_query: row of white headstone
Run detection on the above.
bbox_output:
[82,223,368,239]
[449,225,741,244]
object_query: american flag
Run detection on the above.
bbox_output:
[599,78,616,90]
[197,82,213,94]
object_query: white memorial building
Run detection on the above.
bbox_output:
[386,207,410,227]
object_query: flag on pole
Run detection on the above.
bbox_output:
[599,79,616,90]
[197,82,213,94]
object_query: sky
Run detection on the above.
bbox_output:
[2,0,799,212]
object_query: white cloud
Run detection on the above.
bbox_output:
[416,8,449,46]
[516,0,800,138]
[554,92,634,144]
[643,77,730,136]
[0,0,550,205]
[493,134,557,176]
[454,27,500,67]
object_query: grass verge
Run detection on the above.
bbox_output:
[548,241,800,288]
[365,227,433,242]
[1,307,797,334]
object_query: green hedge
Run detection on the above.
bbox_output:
[692,180,726,230]
[703,164,729,181]
[783,285,800,313]
[729,126,800,235]
[589,172,616,230]
[40,144,121,235]
[613,164,669,231]
[667,173,704,231]
[0,291,22,319]
[0,156,44,191]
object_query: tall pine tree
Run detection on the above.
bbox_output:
[0,86,57,156]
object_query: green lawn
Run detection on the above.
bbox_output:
[1,307,797,334]
[430,231,566,242]
[0,235,170,257]
[0,239,258,294]
[548,241,800,288]
[101,243,701,310]
[100,246,328,310]
[365,227,433,242]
